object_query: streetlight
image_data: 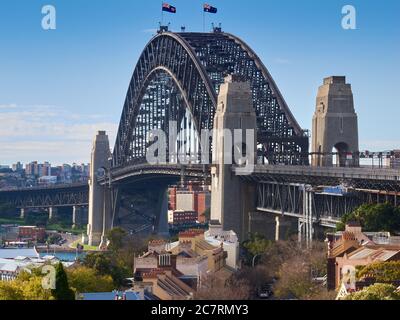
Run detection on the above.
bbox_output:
[252,254,262,268]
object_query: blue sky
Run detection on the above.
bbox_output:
[0,0,399,165]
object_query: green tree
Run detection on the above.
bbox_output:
[52,263,75,300]
[345,283,400,300]
[0,270,54,300]
[21,275,54,300]
[357,261,400,283]
[67,266,114,293]
[0,281,24,300]
[24,211,48,227]
[106,227,127,252]
[82,252,130,287]
[338,203,400,233]
[242,233,272,264]
[83,252,114,275]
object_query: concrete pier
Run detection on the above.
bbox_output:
[210,75,257,241]
[87,131,112,247]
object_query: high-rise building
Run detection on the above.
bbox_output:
[25,161,51,177]
[12,162,23,172]
[25,161,39,176]
[40,162,51,177]
[61,164,72,182]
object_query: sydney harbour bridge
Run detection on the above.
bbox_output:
[112,27,309,168]
[1,27,400,246]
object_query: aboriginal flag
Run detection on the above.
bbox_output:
[162,3,176,13]
[204,3,217,13]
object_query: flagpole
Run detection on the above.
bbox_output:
[161,1,164,26]
[203,7,205,32]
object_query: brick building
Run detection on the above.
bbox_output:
[168,210,198,225]
[168,183,210,223]
[18,226,46,242]
[133,229,233,299]
[327,223,400,291]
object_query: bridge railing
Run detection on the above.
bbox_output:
[258,151,399,169]
[0,182,88,193]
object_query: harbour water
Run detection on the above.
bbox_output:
[38,251,87,262]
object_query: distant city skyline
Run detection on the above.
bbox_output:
[1,0,399,164]
[0,160,90,168]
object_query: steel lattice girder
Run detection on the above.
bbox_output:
[0,187,88,208]
[113,31,309,167]
[256,181,400,223]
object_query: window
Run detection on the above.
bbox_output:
[340,117,344,133]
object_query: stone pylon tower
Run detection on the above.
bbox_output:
[88,131,112,246]
[210,75,257,240]
[312,76,359,167]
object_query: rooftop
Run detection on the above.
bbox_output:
[149,239,167,246]
[324,76,346,85]
[0,248,39,259]
[179,229,205,238]
[347,246,400,262]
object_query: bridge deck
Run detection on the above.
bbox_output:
[237,165,400,180]
[235,165,400,190]
[106,163,210,185]
[0,182,88,194]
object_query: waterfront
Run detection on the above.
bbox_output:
[38,250,86,261]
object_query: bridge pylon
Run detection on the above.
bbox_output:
[312,76,359,167]
[87,131,112,247]
[210,75,257,240]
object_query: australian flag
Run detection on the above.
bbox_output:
[204,3,217,14]
[162,3,176,13]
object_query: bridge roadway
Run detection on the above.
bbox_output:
[235,165,400,191]
[236,165,400,235]
[101,163,210,185]
[105,162,400,189]
[0,164,210,209]
[0,182,87,193]
[1,164,400,211]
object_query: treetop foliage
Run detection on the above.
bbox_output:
[345,283,400,300]
[338,203,400,233]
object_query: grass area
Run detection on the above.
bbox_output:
[46,224,86,235]
[0,217,25,225]
[69,239,99,251]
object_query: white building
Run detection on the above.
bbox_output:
[0,249,73,281]
[38,176,57,185]
[204,224,240,270]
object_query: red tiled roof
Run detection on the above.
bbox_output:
[342,231,356,241]
[179,229,205,238]
[149,239,167,246]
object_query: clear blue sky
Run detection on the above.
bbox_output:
[0,0,399,165]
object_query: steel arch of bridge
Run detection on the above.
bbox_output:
[113,31,309,168]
